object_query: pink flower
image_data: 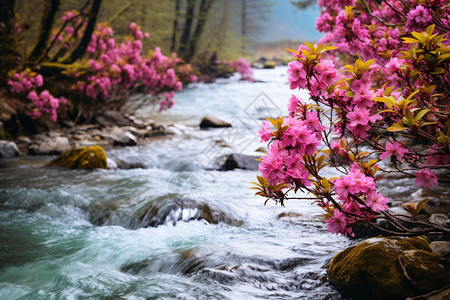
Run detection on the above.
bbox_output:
[385,57,406,73]
[258,120,272,142]
[405,5,432,32]
[287,94,299,113]
[365,191,389,212]
[129,22,137,31]
[327,209,350,235]
[379,141,408,162]
[259,142,288,185]
[414,168,439,189]
[287,60,307,90]
[35,75,44,87]
[316,12,333,32]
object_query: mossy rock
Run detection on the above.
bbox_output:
[263,60,276,69]
[49,145,107,169]
[328,236,450,300]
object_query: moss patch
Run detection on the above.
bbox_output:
[49,145,107,169]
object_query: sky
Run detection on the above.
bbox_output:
[262,0,323,42]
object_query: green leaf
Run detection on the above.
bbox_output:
[387,123,408,132]
[414,109,429,123]
[415,198,428,214]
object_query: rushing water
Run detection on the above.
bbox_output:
[0,68,358,299]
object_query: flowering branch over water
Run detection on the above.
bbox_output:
[253,0,450,237]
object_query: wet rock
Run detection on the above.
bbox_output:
[220,153,260,171]
[90,195,243,229]
[95,110,131,127]
[430,241,450,258]
[111,127,137,146]
[144,124,174,137]
[113,158,146,169]
[429,213,450,228]
[0,140,20,157]
[15,136,31,154]
[328,236,450,300]
[106,157,118,170]
[49,145,107,169]
[199,116,231,129]
[29,136,71,155]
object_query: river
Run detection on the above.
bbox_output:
[1,67,358,299]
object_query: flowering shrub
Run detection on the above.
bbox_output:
[8,14,197,122]
[214,58,254,81]
[253,1,450,237]
[73,22,191,112]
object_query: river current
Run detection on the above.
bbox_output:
[0,67,358,299]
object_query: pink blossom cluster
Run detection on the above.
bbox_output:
[215,58,254,81]
[286,46,340,96]
[8,70,66,121]
[27,90,67,122]
[75,23,193,111]
[8,70,43,93]
[315,0,450,66]
[329,163,389,235]
[258,111,324,187]
[231,58,254,81]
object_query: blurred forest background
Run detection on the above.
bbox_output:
[14,0,321,64]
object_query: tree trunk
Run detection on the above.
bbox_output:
[62,0,102,64]
[182,0,214,62]
[0,0,20,86]
[241,0,246,37]
[28,0,60,63]
[170,0,181,53]
[178,0,195,59]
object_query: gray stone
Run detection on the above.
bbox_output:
[95,110,131,127]
[430,241,450,258]
[429,213,449,228]
[221,153,260,171]
[29,136,71,155]
[199,116,231,128]
[0,141,20,157]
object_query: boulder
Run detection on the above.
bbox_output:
[328,236,450,300]
[49,145,107,169]
[0,140,19,157]
[95,110,131,127]
[430,241,450,258]
[220,153,260,171]
[29,136,71,155]
[199,116,231,129]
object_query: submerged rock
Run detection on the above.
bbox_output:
[220,153,260,171]
[328,236,450,300]
[49,145,107,169]
[0,140,20,157]
[199,116,231,129]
